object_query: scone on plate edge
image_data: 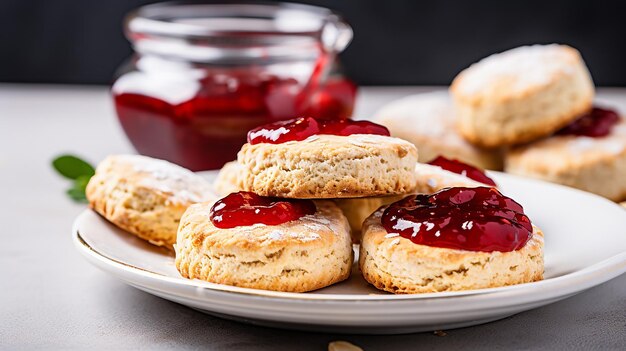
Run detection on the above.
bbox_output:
[175,200,353,292]
[238,134,418,198]
[86,155,216,247]
[374,91,503,170]
[451,44,594,148]
[506,119,626,202]
[359,209,544,294]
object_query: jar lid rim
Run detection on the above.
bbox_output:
[126,2,346,38]
[124,1,353,62]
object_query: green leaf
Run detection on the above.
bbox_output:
[66,187,87,203]
[66,174,91,203]
[74,174,91,191]
[52,155,95,180]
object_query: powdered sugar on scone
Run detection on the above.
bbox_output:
[455,44,580,96]
[119,155,214,204]
[373,91,503,170]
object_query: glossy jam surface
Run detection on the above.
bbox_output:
[428,156,496,186]
[210,191,316,229]
[557,107,620,137]
[247,116,390,144]
[114,65,357,171]
[381,187,533,252]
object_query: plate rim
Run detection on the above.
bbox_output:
[73,209,626,303]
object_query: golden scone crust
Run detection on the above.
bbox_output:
[238,134,418,198]
[451,44,594,147]
[175,200,353,292]
[334,196,403,243]
[213,161,245,197]
[374,91,503,170]
[86,155,216,247]
[414,163,490,194]
[621,202,626,209]
[506,120,626,201]
[359,209,544,294]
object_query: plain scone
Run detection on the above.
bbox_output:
[238,134,418,198]
[86,155,216,247]
[506,120,626,201]
[374,91,503,170]
[414,163,491,194]
[334,196,403,243]
[213,160,245,196]
[451,44,594,147]
[175,200,353,292]
[359,209,544,294]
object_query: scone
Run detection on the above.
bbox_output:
[359,187,544,293]
[451,44,594,147]
[86,155,216,247]
[506,108,626,201]
[373,91,503,170]
[238,117,418,198]
[415,157,496,194]
[334,196,403,243]
[213,160,244,196]
[175,196,352,292]
[621,202,626,209]
[212,159,401,242]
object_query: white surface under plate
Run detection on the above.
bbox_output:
[73,171,626,334]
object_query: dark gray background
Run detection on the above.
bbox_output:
[1,0,625,85]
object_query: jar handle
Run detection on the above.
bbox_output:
[321,15,353,54]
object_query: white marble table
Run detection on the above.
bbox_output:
[1,85,625,350]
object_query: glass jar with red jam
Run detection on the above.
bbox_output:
[113,2,357,171]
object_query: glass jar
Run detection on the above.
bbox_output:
[113,2,356,171]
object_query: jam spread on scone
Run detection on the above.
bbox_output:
[247,116,390,144]
[557,107,620,137]
[381,187,533,252]
[427,156,496,186]
[210,191,316,228]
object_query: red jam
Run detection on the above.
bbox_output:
[210,191,316,229]
[114,71,356,171]
[557,107,620,137]
[247,116,390,144]
[428,156,496,186]
[381,187,533,252]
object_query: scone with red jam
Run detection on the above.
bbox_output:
[507,107,626,202]
[360,187,544,294]
[175,192,353,292]
[238,117,418,198]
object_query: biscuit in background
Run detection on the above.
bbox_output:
[213,160,244,197]
[334,196,403,243]
[506,118,626,202]
[374,91,503,170]
[86,155,216,247]
[451,44,594,147]
[414,163,491,194]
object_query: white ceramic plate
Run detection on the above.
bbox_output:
[73,171,626,334]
